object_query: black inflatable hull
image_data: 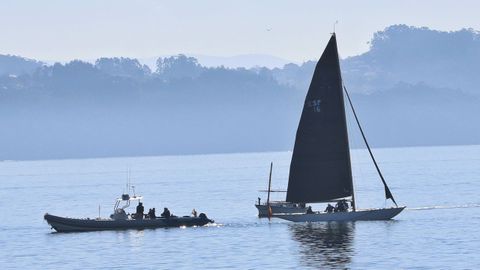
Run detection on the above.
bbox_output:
[44,213,214,232]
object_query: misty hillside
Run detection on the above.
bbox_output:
[1,25,479,160]
[271,24,480,95]
[343,24,480,94]
[140,54,293,70]
[0,55,44,77]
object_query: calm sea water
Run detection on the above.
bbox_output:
[1,145,479,269]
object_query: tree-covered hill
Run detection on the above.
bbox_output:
[1,25,479,160]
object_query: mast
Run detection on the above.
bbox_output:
[343,86,398,207]
[336,34,356,211]
[267,162,273,219]
[266,162,273,206]
[340,83,356,211]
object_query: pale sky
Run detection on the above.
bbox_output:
[0,0,479,63]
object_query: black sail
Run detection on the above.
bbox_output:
[286,34,353,203]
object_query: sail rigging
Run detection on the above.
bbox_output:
[286,34,354,203]
[343,86,398,206]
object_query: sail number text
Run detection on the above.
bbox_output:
[306,99,321,113]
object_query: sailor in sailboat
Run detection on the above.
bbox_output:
[274,32,405,222]
[324,204,334,213]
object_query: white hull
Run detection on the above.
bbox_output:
[275,206,405,222]
[255,202,306,217]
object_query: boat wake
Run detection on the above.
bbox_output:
[203,222,224,228]
[406,203,480,211]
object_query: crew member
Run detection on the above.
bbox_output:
[136,202,144,220]
[148,208,156,219]
[161,207,171,218]
[325,204,334,213]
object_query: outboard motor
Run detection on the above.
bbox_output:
[199,213,214,223]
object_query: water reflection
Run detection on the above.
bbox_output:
[113,229,146,251]
[289,222,355,269]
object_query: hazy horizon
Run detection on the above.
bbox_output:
[1,1,480,63]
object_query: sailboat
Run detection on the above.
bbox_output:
[275,33,405,222]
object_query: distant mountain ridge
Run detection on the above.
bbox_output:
[139,54,294,70]
[342,24,480,95]
[270,24,480,95]
[1,25,479,160]
[0,54,44,76]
